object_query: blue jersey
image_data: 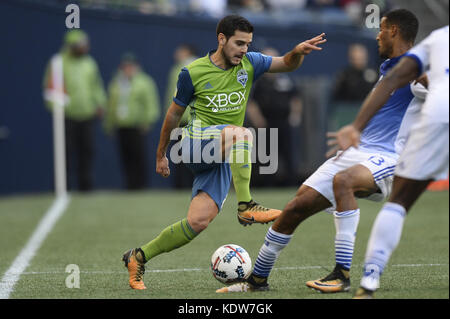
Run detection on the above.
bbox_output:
[359,54,415,155]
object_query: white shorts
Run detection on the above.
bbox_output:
[303,147,398,211]
[395,118,449,181]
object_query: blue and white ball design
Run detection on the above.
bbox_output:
[210,244,252,284]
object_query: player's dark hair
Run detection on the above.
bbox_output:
[384,9,419,44]
[216,15,254,39]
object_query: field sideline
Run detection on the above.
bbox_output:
[0,188,448,299]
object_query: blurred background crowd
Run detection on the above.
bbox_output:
[0,0,448,194]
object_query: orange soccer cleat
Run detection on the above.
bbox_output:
[306,266,351,293]
[122,248,147,290]
[237,200,282,226]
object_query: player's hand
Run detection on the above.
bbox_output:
[414,74,429,89]
[156,156,170,178]
[326,125,360,159]
[296,33,327,55]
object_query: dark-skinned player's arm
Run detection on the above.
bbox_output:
[268,33,327,73]
[156,101,186,177]
[326,56,420,158]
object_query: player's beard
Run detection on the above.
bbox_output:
[378,42,393,60]
[222,48,242,68]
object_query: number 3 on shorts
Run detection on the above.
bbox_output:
[368,155,385,166]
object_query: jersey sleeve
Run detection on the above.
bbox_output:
[405,32,435,77]
[246,52,273,81]
[173,67,194,107]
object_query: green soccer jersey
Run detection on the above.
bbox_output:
[174,51,272,133]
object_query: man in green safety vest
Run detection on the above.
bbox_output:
[104,53,161,190]
[43,29,106,191]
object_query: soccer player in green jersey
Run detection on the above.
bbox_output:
[123,15,326,290]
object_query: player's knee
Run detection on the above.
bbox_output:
[223,126,254,144]
[333,171,353,192]
[239,127,254,144]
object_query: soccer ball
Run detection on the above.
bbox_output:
[210,244,252,284]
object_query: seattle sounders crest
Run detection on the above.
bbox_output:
[237,69,248,87]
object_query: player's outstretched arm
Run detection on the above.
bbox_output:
[326,56,420,158]
[268,33,327,73]
[156,101,185,177]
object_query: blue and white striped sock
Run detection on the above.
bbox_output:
[333,209,360,271]
[253,227,292,278]
[361,202,406,290]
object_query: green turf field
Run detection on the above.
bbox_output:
[0,188,448,299]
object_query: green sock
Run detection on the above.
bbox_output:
[141,218,198,262]
[229,140,252,203]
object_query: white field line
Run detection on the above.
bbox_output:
[19,263,448,275]
[0,195,70,299]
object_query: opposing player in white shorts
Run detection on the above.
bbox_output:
[304,148,397,211]
[301,82,424,293]
[216,9,428,295]
[329,25,449,298]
